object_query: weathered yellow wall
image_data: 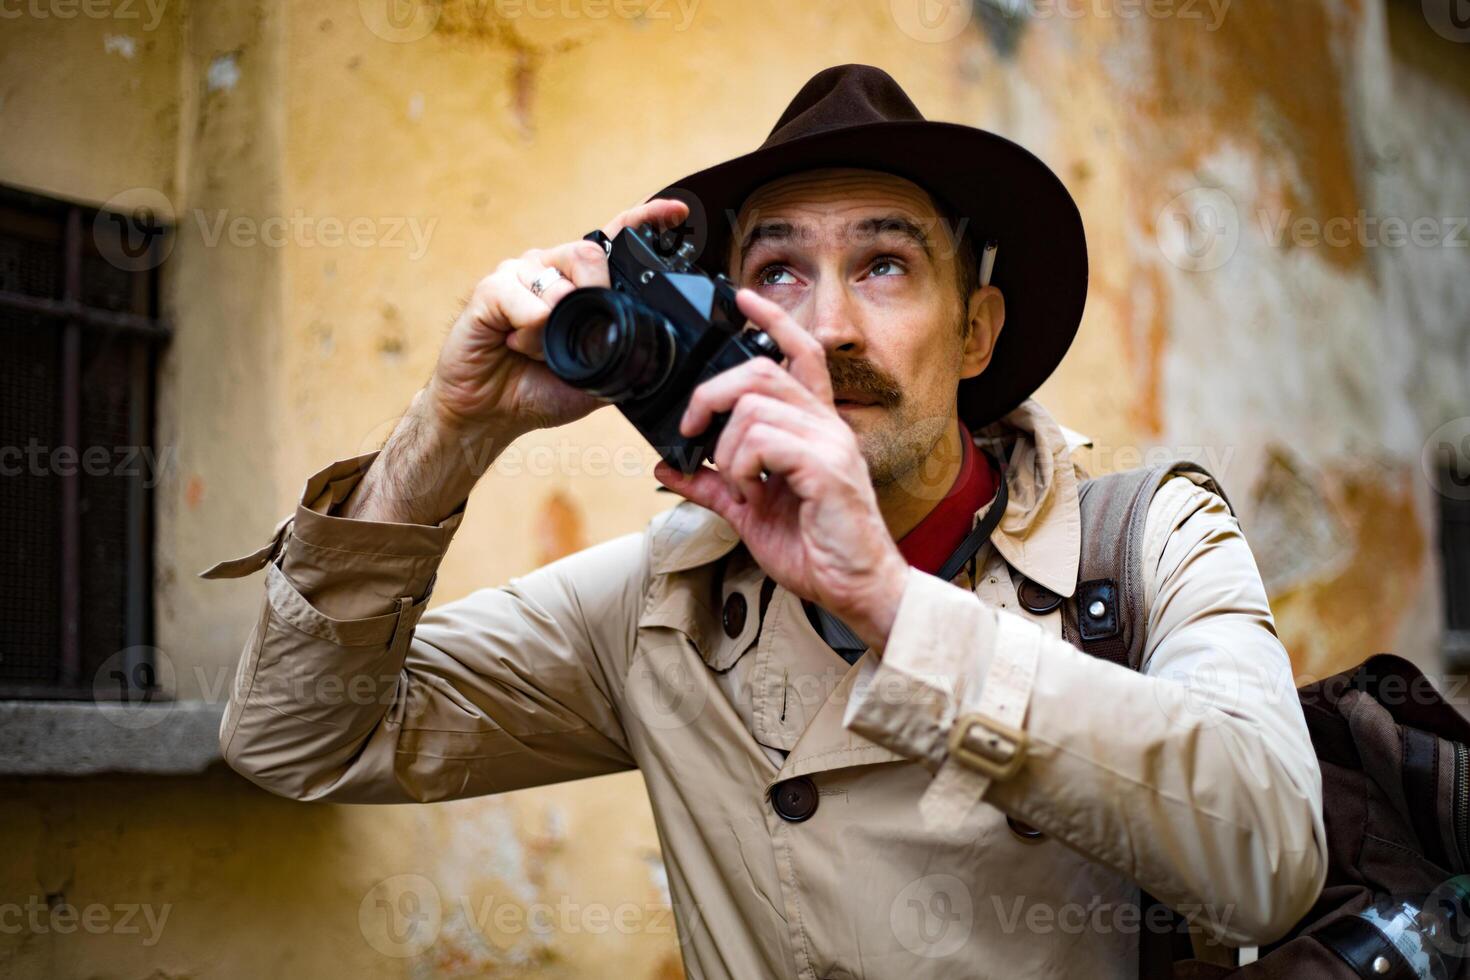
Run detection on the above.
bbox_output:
[2,0,1468,976]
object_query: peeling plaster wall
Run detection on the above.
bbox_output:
[1083,0,1470,677]
[154,0,288,702]
[1,1,1467,977]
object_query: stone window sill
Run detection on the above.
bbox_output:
[0,700,225,776]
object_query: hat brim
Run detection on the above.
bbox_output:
[650,120,1088,429]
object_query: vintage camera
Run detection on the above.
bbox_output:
[544,223,782,472]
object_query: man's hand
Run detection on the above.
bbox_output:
[426,197,691,437]
[341,199,690,526]
[654,289,910,650]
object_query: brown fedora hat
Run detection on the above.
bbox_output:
[649,64,1088,430]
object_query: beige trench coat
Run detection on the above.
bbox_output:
[207,400,1327,980]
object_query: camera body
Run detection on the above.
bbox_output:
[543,223,782,472]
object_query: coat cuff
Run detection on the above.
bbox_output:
[845,568,1046,830]
[201,452,464,621]
[844,568,999,770]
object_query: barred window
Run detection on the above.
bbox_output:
[0,185,170,698]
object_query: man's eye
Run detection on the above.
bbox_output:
[756,264,797,286]
[868,256,905,278]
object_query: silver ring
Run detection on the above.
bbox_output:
[529,267,564,298]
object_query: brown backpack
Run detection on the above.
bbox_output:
[1037,462,1470,980]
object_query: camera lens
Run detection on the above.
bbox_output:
[572,316,619,368]
[544,289,677,403]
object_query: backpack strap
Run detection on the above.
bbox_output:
[1059,461,1231,672]
[1016,459,1231,980]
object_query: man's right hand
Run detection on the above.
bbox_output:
[338,198,690,526]
[426,197,692,437]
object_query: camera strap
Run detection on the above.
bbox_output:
[933,453,1008,586]
[806,453,1009,662]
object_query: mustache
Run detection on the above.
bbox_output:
[826,355,903,407]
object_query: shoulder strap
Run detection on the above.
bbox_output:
[1048,460,1232,980]
[1060,461,1230,672]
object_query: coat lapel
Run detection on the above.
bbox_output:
[979,399,1085,599]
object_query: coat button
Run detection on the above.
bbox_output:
[771,777,818,822]
[1017,578,1063,615]
[1007,816,1045,841]
[722,592,748,639]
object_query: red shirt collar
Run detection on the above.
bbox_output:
[896,421,999,576]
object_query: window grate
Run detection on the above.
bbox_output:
[0,309,63,686]
[78,332,141,681]
[0,186,169,698]
[0,224,60,299]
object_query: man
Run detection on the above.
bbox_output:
[207,66,1326,978]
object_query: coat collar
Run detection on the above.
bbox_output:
[974,399,1086,598]
[647,399,1087,597]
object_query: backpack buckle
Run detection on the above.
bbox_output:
[1077,578,1121,642]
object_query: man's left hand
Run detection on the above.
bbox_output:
[654,289,909,650]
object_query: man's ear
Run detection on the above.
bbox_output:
[960,286,1005,380]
